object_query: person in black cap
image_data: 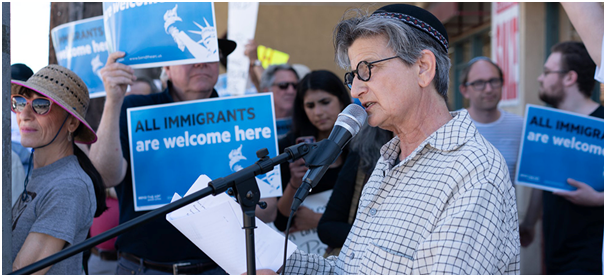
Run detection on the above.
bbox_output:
[257,4,520,275]
[11,63,35,81]
[89,38,260,274]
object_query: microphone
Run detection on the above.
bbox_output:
[291,104,367,212]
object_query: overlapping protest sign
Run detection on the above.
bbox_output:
[103,2,218,68]
[51,16,109,98]
[516,104,604,192]
[127,93,282,211]
[257,45,289,69]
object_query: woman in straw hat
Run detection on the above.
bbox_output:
[11,64,106,274]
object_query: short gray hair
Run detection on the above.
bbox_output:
[333,8,451,101]
[260,64,299,91]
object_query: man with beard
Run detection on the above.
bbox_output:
[519,41,603,275]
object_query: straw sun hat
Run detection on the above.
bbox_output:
[11,64,97,144]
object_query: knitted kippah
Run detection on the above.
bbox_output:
[372,4,449,53]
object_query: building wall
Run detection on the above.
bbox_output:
[515,5,546,274]
[215,2,402,77]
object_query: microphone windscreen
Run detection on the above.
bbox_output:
[335,104,367,136]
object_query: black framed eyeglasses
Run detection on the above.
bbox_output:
[465,78,503,91]
[273,82,297,90]
[344,55,399,89]
[11,95,53,115]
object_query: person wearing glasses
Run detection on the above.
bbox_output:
[259,64,299,138]
[256,4,519,275]
[520,41,603,275]
[458,57,523,184]
[10,63,34,208]
[11,65,107,274]
[272,70,352,243]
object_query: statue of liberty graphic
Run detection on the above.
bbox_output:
[229,145,248,172]
[163,4,218,59]
[228,145,281,195]
[91,54,104,81]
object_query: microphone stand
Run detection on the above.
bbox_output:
[230,176,261,275]
[10,143,312,275]
[209,148,277,275]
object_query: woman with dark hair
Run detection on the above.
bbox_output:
[11,65,106,274]
[273,70,352,236]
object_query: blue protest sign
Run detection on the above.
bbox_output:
[516,104,604,192]
[127,93,282,211]
[51,16,108,98]
[103,2,218,68]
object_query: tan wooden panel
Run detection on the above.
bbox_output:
[215,2,404,78]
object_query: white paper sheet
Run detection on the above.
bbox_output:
[166,174,297,275]
[267,189,333,255]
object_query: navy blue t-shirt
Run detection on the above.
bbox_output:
[115,86,219,263]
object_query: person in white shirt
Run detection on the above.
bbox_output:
[459,57,523,184]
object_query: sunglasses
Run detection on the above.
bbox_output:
[273,82,297,90]
[344,56,399,89]
[11,95,53,115]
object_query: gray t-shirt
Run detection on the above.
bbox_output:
[12,155,96,275]
[468,109,524,184]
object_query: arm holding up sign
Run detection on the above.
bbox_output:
[245,39,263,92]
[560,2,603,67]
[89,52,136,187]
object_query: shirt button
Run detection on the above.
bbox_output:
[370,208,377,216]
[360,199,369,207]
[350,252,355,259]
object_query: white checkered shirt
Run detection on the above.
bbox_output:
[284,110,520,274]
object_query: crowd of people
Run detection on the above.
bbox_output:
[9,2,603,275]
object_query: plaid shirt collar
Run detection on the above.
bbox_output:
[380,110,477,163]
